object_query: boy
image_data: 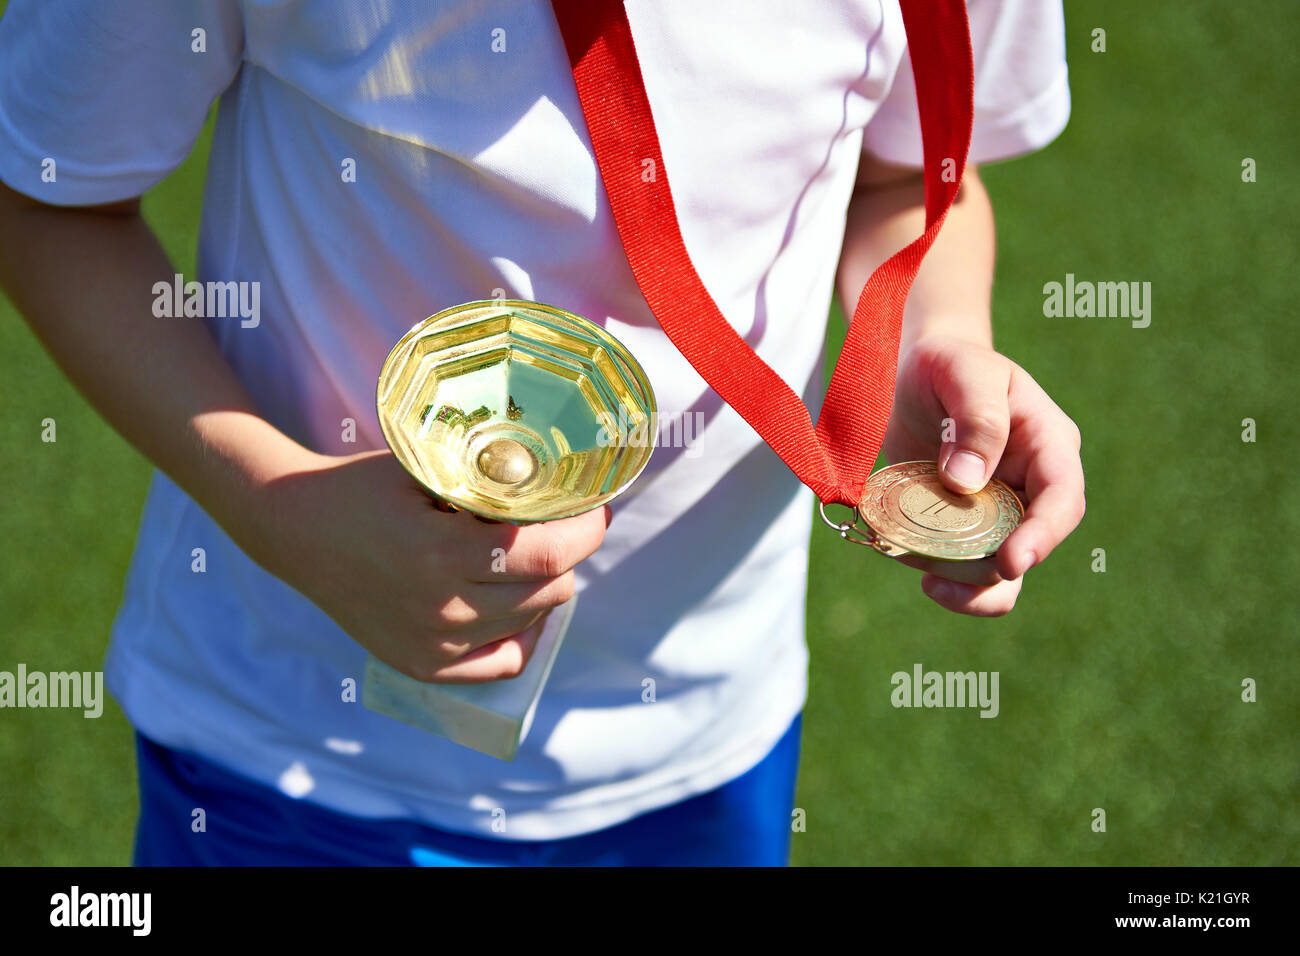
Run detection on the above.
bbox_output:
[0,0,1084,865]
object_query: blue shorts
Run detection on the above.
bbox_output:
[131,714,803,866]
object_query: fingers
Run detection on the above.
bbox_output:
[893,552,1003,587]
[433,602,542,641]
[931,347,1012,494]
[424,614,549,684]
[464,506,611,582]
[434,573,576,628]
[405,505,609,683]
[920,573,1022,617]
[482,573,577,616]
[995,440,1086,582]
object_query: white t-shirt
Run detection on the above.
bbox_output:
[0,0,1069,839]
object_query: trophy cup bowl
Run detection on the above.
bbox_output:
[377,299,657,522]
[366,300,657,760]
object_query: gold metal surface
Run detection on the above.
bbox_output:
[855,461,1023,560]
[476,438,537,486]
[377,300,657,522]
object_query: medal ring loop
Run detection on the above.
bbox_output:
[818,499,857,534]
[819,500,881,550]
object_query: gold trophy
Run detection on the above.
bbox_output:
[364,300,656,760]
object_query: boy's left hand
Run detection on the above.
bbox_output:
[880,333,1085,616]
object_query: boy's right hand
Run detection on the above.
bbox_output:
[240,449,609,685]
[0,186,604,685]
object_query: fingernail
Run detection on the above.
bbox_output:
[945,451,986,490]
[1018,550,1038,577]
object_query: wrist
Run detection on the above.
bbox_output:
[185,410,327,564]
[901,313,993,354]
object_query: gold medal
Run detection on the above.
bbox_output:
[822,461,1023,560]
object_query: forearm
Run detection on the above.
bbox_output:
[836,154,995,352]
[0,183,319,550]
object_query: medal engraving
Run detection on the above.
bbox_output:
[898,483,985,532]
[856,461,1023,560]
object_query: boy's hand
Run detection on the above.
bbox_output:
[242,450,608,684]
[881,334,1085,616]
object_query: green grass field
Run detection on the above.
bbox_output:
[2,0,1297,865]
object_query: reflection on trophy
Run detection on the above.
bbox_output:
[364,300,657,760]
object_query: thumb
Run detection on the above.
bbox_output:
[932,349,1012,494]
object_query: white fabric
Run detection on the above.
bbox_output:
[0,0,1068,839]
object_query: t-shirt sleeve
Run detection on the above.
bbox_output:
[862,0,1070,167]
[0,0,244,205]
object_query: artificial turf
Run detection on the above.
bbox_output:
[1,0,1295,865]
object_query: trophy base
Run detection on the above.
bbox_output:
[362,597,576,761]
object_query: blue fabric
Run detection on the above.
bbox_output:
[131,714,803,866]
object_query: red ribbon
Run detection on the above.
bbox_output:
[551,0,974,506]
